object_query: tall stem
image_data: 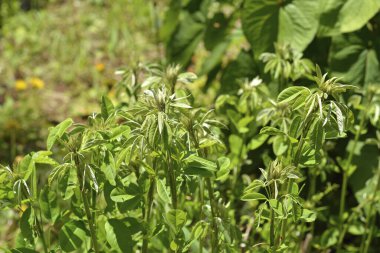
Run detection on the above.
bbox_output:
[198,177,204,253]
[166,150,177,209]
[269,208,276,248]
[206,178,218,252]
[32,168,48,253]
[191,132,219,251]
[337,112,366,248]
[142,178,156,253]
[337,92,371,251]
[361,159,380,253]
[74,155,99,253]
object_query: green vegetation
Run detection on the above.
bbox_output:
[0,0,380,252]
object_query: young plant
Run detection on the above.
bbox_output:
[242,66,355,252]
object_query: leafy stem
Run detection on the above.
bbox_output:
[142,177,156,253]
[337,99,369,251]
[360,159,380,253]
[74,154,99,253]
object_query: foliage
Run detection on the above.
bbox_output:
[0,0,380,252]
[0,60,379,252]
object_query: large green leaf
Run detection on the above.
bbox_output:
[105,218,142,252]
[166,209,187,233]
[318,0,380,36]
[20,207,34,244]
[203,12,230,50]
[101,95,115,120]
[101,151,116,186]
[110,188,136,203]
[47,118,73,150]
[329,29,380,85]
[160,0,182,42]
[59,220,89,252]
[309,119,324,153]
[156,178,171,204]
[166,12,205,66]
[241,192,267,201]
[242,0,319,57]
[40,186,59,222]
[183,155,217,177]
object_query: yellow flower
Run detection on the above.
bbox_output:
[95,63,105,72]
[30,77,45,89]
[15,80,27,91]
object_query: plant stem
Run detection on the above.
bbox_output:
[35,211,49,253]
[337,110,366,251]
[74,155,99,253]
[269,208,275,248]
[166,150,177,209]
[360,160,380,253]
[190,130,219,251]
[206,178,218,252]
[142,178,156,253]
[198,177,204,253]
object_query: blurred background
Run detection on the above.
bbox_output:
[0,0,161,164]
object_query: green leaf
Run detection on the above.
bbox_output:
[166,209,187,233]
[248,134,268,150]
[18,155,34,181]
[273,135,288,156]
[204,12,230,50]
[59,220,89,252]
[216,157,231,181]
[332,102,344,134]
[184,155,217,177]
[40,186,59,222]
[110,188,136,203]
[20,207,34,244]
[160,0,181,42]
[318,0,380,36]
[109,125,130,140]
[11,249,38,253]
[289,115,302,138]
[309,119,324,153]
[157,179,171,204]
[105,218,142,252]
[260,126,284,136]
[166,12,205,66]
[101,151,116,186]
[157,112,165,135]
[101,95,115,120]
[330,30,380,85]
[320,228,339,248]
[242,0,319,57]
[300,208,317,222]
[244,179,265,193]
[277,86,310,105]
[32,151,57,166]
[268,199,283,215]
[47,118,73,150]
[200,40,230,76]
[171,102,192,109]
[241,192,267,201]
